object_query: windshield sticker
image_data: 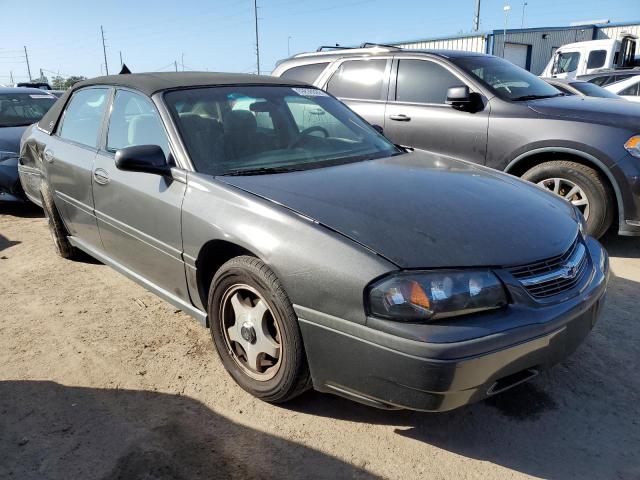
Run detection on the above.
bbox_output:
[30,94,54,99]
[291,87,328,97]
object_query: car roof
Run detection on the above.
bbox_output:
[0,86,56,95]
[37,72,308,135]
[284,47,487,64]
[73,71,306,96]
[542,78,588,85]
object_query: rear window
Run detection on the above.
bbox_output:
[586,50,607,69]
[570,81,621,98]
[0,92,56,128]
[280,63,329,84]
[326,59,387,100]
[620,82,640,96]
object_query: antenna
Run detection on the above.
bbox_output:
[473,0,481,31]
[24,46,32,81]
[101,25,109,75]
[254,0,260,74]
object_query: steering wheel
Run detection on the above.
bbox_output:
[288,126,330,148]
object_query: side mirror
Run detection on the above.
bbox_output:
[446,85,472,109]
[115,145,171,176]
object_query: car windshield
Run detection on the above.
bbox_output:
[0,92,56,127]
[452,56,563,101]
[570,82,621,99]
[164,86,399,175]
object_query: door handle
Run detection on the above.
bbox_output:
[389,114,411,122]
[93,168,110,185]
[44,149,54,163]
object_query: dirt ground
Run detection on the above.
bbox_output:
[1,202,639,480]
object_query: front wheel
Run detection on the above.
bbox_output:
[208,256,310,403]
[522,161,614,239]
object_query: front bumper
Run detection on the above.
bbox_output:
[297,237,609,411]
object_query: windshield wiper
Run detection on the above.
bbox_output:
[511,93,564,101]
[222,166,301,176]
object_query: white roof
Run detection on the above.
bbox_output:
[605,75,640,93]
[558,39,617,50]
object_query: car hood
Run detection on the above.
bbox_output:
[0,126,27,153]
[527,95,640,129]
[220,151,578,269]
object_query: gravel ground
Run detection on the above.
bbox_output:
[1,202,639,480]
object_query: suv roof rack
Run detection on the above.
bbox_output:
[316,45,357,52]
[359,42,402,50]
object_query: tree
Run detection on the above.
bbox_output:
[62,76,87,89]
[51,76,66,90]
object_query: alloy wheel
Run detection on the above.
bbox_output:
[538,177,590,220]
[220,284,282,381]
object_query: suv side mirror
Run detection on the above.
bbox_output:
[446,86,471,109]
[115,145,171,176]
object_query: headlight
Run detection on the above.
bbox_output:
[367,270,507,322]
[0,150,19,163]
[624,136,640,159]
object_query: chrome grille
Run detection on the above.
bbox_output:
[509,238,590,299]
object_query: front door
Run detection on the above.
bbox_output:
[92,89,189,301]
[46,87,110,249]
[384,58,489,165]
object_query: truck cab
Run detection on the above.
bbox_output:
[542,34,638,79]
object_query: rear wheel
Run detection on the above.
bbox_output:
[40,183,76,259]
[208,256,310,403]
[522,161,614,238]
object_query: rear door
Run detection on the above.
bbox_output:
[46,87,109,249]
[383,57,489,164]
[321,57,391,128]
[92,88,189,300]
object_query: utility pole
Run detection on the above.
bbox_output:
[24,46,32,81]
[174,60,178,72]
[287,36,292,56]
[101,25,109,75]
[473,0,481,31]
[40,68,43,81]
[10,71,14,84]
[181,52,184,71]
[503,3,511,57]
[119,51,123,68]
[521,1,528,29]
[254,0,260,74]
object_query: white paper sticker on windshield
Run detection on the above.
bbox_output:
[291,87,328,97]
[30,94,54,99]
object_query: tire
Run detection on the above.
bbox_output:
[208,256,310,403]
[522,161,614,239]
[40,183,76,259]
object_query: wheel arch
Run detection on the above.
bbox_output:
[504,147,624,226]
[194,239,260,318]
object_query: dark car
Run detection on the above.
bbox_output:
[20,72,608,412]
[0,87,56,201]
[543,78,622,99]
[273,45,640,238]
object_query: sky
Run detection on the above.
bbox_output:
[1,0,638,83]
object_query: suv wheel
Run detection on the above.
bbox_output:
[208,256,310,403]
[522,161,614,238]
[40,183,76,259]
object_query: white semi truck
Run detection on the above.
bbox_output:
[541,33,639,80]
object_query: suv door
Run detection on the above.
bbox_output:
[322,57,391,128]
[92,88,189,301]
[46,87,109,249]
[384,57,489,164]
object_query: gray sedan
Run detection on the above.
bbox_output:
[20,73,609,411]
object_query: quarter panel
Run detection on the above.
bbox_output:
[181,173,396,324]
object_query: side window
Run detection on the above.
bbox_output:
[586,50,607,69]
[589,76,607,86]
[620,83,640,96]
[58,88,109,147]
[326,59,387,100]
[106,90,169,156]
[553,52,580,74]
[280,63,329,84]
[285,95,359,140]
[396,59,463,104]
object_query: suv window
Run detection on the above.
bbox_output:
[586,50,607,69]
[107,90,169,155]
[553,52,580,74]
[281,63,329,84]
[58,88,109,148]
[326,59,387,100]
[396,59,462,104]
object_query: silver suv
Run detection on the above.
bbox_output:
[273,44,640,239]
